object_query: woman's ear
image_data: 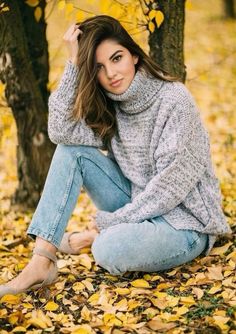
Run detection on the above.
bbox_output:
[133,55,139,65]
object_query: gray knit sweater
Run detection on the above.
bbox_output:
[48,61,231,254]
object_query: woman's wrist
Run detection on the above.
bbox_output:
[68,57,78,66]
[87,219,99,232]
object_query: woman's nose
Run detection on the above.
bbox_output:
[105,66,116,79]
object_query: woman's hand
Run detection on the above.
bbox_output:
[87,218,99,232]
[63,23,83,65]
[68,229,99,253]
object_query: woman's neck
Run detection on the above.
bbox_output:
[104,68,164,114]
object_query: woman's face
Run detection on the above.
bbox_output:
[95,39,139,94]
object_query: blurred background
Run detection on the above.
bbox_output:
[0,2,235,331]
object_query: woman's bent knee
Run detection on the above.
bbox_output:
[91,232,126,275]
[56,144,100,156]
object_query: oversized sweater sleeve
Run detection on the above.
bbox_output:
[95,88,209,230]
[48,60,104,148]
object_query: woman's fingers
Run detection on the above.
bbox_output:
[63,23,83,64]
[63,23,83,42]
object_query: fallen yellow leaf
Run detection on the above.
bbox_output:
[0,294,21,304]
[103,313,122,327]
[207,266,223,280]
[210,242,232,256]
[174,306,189,316]
[114,298,128,311]
[208,285,222,295]
[78,254,92,270]
[127,299,141,311]
[88,293,99,304]
[44,301,59,311]
[114,288,130,295]
[131,279,150,288]
[27,318,48,329]
[192,287,204,299]
[213,315,230,331]
[12,327,27,333]
[81,305,91,321]
[180,296,195,306]
[72,282,85,292]
[148,319,177,331]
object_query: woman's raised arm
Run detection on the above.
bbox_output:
[48,24,105,149]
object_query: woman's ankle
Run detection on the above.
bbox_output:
[35,237,57,254]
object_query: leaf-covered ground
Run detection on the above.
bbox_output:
[0,1,235,333]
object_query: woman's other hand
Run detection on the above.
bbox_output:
[63,23,83,65]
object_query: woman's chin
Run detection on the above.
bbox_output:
[107,84,128,95]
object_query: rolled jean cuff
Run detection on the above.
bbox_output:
[27,227,60,248]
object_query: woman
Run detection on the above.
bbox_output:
[0,15,231,297]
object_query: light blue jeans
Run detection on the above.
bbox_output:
[27,144,208,275]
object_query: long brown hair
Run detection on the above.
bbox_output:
[73,15,177,149]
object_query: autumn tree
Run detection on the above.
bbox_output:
[147,0,186,81]
[223,0,235,18]
[0,0,186,209]
[0,0,55,208]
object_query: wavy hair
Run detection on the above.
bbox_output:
[73,15,177,148]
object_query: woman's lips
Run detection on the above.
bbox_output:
[110,79,122,87]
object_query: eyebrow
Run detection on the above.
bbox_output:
[96,50,123,65]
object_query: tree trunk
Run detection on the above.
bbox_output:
[0,0,55,209]
[148,0,186,82]
[223,0,235,18]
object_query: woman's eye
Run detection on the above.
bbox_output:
[113,55,121,62]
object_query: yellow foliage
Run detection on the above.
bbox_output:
[26,317,48,329]
[8,314,18,325]
[148,9,157,20]
[76,11,86,23]
[155,10,164,27]
[0,4,10,13]
[44,301,59,311]
[81,305,91,321]
[77,253,92,269]
[210,242,232,256]
[148,21,155,33]
[71,325,92,334]
[0,294,21,304]
[88,292,99,304]
[0,82,6,98]
[72,281,85,292]
[180,296,196,306]
[57,0,65,10]
[103,313,122,327]
[25,0,39,7]
[34,6,42,22]
[65,3,74,16]
[12,327,27,333]
[115,288,130,295]
[131,279,150,288]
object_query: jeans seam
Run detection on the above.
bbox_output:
[125,235,204,273]
[152,235,203,267]
[27,227,60,248]
[48,154,78,238]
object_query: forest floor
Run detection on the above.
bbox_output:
[0,1,235,333]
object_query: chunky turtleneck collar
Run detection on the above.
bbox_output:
[104,68,164,114]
